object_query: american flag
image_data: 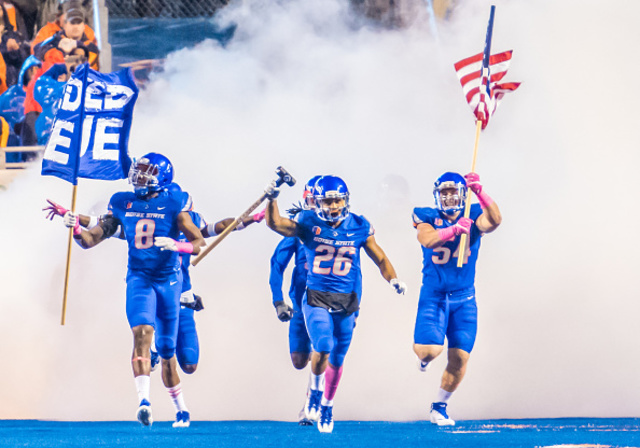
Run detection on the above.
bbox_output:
[454,50,520,130]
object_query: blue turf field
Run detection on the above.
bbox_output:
[1,419,639,448]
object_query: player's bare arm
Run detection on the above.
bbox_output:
[204,211,264,238]
[416,222,447,249]
[73,214,119,249]
[474,201,502,233]
[363,235,397,282]
[177,212,205,254]
[266,198,300,237]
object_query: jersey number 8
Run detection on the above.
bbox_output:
[135,219,156,249]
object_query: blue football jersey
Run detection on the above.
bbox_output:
[178,210,205,293]
[294,210,373,297]
[412,204,483,291]
[269,237,309,310]
[108,189,191,277]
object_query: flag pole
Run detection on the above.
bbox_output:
[456,5,495,268]
[60,63,90,325]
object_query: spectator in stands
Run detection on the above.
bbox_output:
[10,0,38,40]
[32,0,97,61]
[33,0,99,71]
[0,3,30,91]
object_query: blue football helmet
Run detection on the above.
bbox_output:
[303,175,322,210]
[128,152,174,198]
[313,175,350,222]
[433,172,467,215]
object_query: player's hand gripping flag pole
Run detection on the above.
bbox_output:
[453,5,520,267]
[41,64,139,324]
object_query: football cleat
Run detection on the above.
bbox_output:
[150,350,160,372]
[430,402,455,426]
[317,405,334,433]
[298,406,313,426]
[136,399,153,427]
[304,389,323,422]
[417,360,429,372]
[172,410,191,428]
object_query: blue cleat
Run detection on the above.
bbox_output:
[137,399,153,427]
[150,350,160,372]
[172,410,190,428]
[317,405,334,433]
[430,402,455,426]
[304,389,322,422]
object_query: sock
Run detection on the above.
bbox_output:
[435,387,453,404]
[309,372,325,391]
[167,383,188,413]
[323,365,343,401]
[321,396,333,407]
[135,375,150,403]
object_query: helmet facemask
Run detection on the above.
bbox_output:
[129,159,161,198]
[315,193,349,222]
[434,182,466,215]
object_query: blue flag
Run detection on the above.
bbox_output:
[41,64,139,184]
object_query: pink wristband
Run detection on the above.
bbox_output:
[73,221,82,236]
[175,241,194,254]
[437,227,457,242]
[476,190,494,209]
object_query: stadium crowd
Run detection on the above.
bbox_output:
[0,0,97,154]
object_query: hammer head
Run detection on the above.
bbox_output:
[275,166,296,187]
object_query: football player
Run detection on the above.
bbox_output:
[265,175,406,433]
[44,184,264,427]
[268,176,319,426]
[412,172,501,426]
[46,153,204,428]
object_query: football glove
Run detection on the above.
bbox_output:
[274,300,293,322]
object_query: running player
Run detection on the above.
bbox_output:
[412,172,502,426]
[47,153,204,428]
[44,186,265,378]
[265,175,406,433]
[268,176,319,425]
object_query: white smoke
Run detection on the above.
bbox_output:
[1,0,640,421]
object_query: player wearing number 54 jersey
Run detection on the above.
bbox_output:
[265,175,406,434]
[62,153,205,428]
[412,172,501,427]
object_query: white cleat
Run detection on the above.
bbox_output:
[317,405,334,433]
[417,360,430,372]
[430,402,455,426]
[137,399,153,427]
[304,389,323,422]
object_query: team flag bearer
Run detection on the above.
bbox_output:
[41,63,139,324]
[453,5,519,267]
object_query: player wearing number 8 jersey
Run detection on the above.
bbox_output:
[412,172,501,426]
[265,175,406,433]
[60,153,205,428]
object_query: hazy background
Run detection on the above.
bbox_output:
[1,0,639,422]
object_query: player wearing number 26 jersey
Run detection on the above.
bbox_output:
[265,175,406,434]
[412,172,501,427]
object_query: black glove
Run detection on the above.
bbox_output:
[274,300,293,322]
[183,294,204,311]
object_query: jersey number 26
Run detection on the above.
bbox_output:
[312,244,356,276]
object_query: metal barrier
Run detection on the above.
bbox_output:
[0,146,45,170]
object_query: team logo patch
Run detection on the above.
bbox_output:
[435,218,443,226]
[313,226,321,235]
[126,202,132,209]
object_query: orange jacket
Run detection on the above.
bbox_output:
[31,22,96,53]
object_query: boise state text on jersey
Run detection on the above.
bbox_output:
[108,188,192,276]
[294,209,373,297]
[412,203,483,291]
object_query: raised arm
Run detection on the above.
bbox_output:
[465,173,502,233]
[203,209,265,238]
[265,196,300,238]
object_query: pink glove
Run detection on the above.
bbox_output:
[464,172,494,209]
[464,173,482,194]
[154,237,194,254]
[252,209,266,223]
[43,199,69,221]
[437,217,473,242]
